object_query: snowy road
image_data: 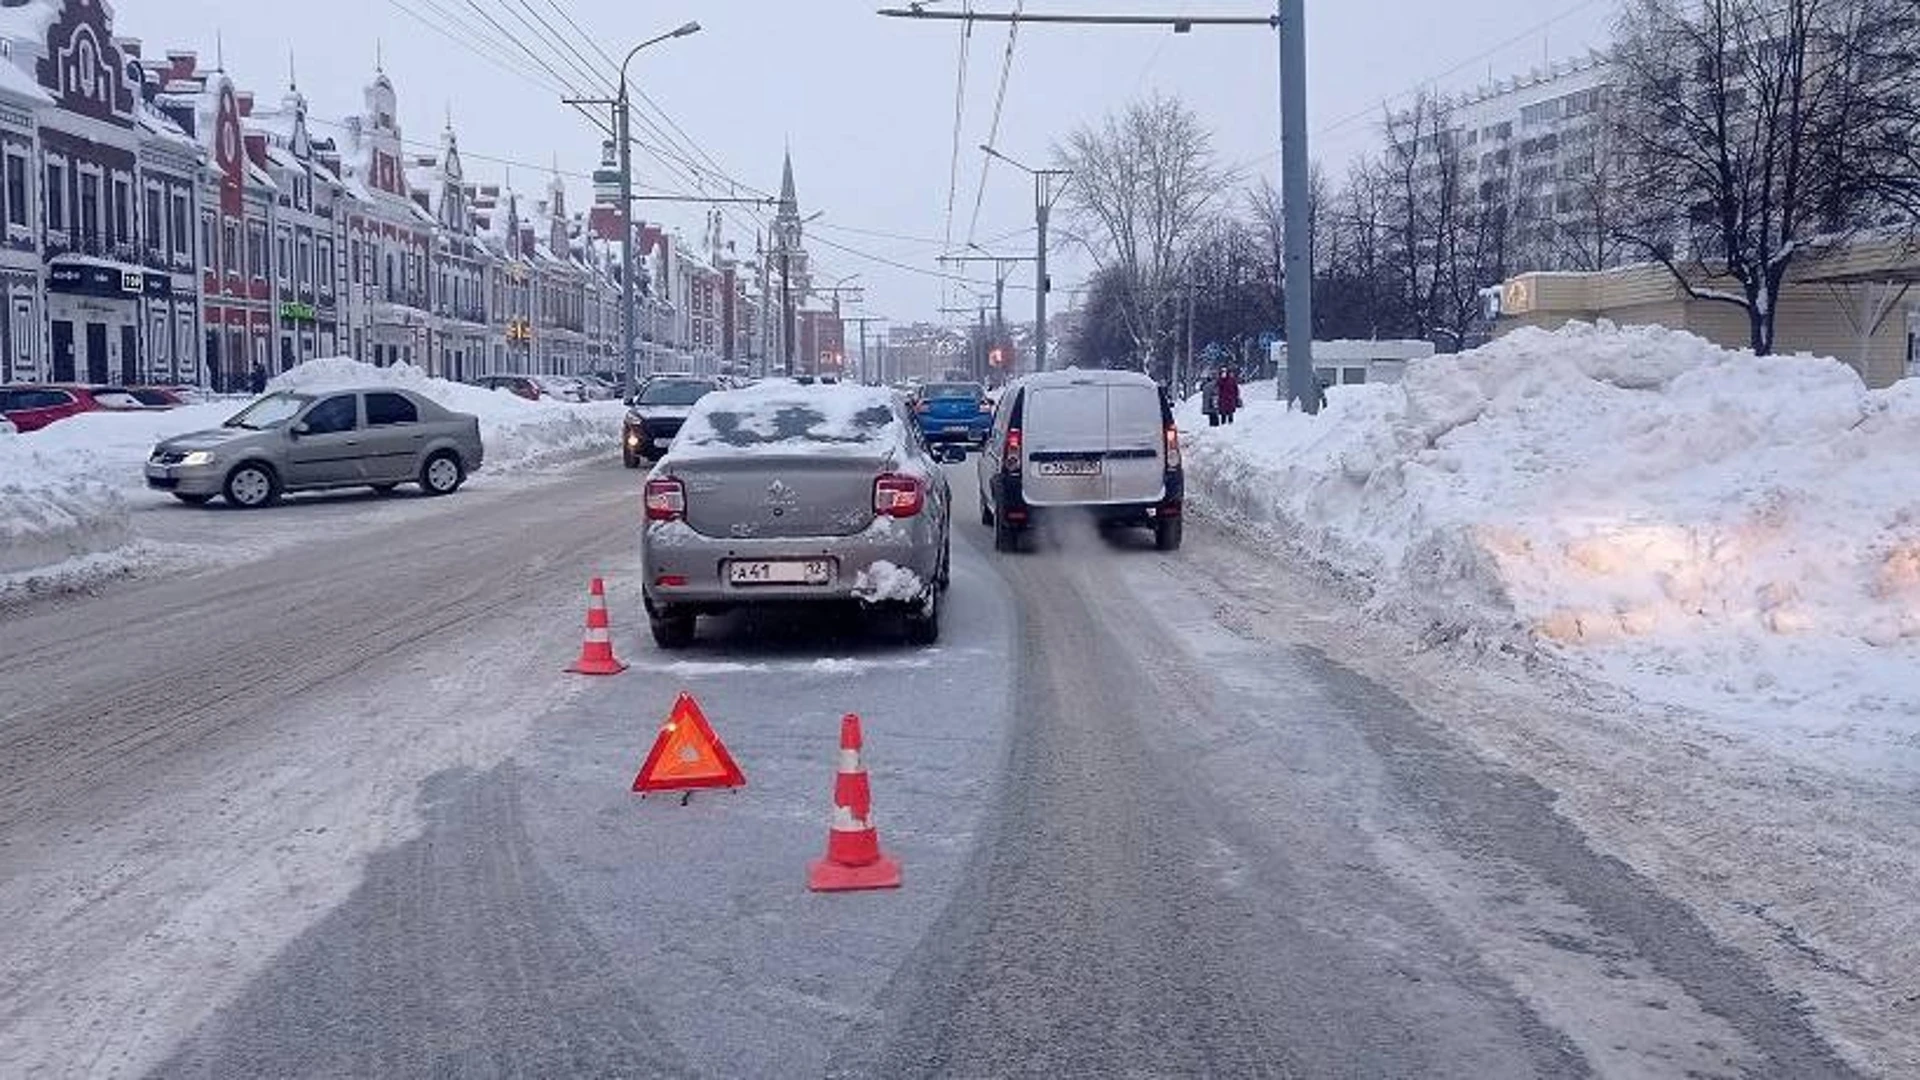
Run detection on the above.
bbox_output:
[0,461,1868,1076]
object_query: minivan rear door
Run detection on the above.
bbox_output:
[1104,382,1167,504]
[1021,381,1113,506]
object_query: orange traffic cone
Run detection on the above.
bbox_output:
[566,577,628,676]
[808,713,901,892]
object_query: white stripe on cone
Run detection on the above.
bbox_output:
[830,804,875,832]
[838,749,862,773]
[585,626,611,643]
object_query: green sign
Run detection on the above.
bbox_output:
[280,301,316,321]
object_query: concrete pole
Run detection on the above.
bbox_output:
[1034,175,1048,374]
[1279,0,1317,412]
[781,249,794,377]
[617,87,636,399]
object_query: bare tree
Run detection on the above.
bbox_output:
[1055,94,1228,379]
[1612,0,1920,354]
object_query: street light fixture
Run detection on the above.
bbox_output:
[977,144,1071,372]
[615,20,702,398]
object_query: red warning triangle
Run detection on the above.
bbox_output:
[633,692,746,793]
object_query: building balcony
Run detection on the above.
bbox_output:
[44,230,140,264]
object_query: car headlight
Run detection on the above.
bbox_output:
[180,450,215,467]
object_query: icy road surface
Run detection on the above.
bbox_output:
[0,461,1870,1077]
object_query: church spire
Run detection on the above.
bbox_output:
[779,148,798,215]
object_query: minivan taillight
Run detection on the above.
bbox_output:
[1004,428,1023,473]
[644,477,686,521]
[1164,424,1181,469]
[874,474,926,517]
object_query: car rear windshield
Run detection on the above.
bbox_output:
[922,383,982,400]
[224,392,311,430]
[678,386,900,453]
[638,381,713,406]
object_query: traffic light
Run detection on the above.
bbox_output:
[988,347,1005,368]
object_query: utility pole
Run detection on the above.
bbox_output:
[1278,0,1316,412]
[980,146,1071,372]
[884,4,1315,404]
[942,250,1031,375]
[844,314,887,384]
[780,248,794,376]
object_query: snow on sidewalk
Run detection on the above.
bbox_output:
[1181,322,1920,778]
[1,358,625,589]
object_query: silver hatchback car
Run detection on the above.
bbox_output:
[145,388,484,508]
[640,381,951,648]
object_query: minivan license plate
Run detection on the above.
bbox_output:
[1037,459,1101,477]
[728,559,834,586]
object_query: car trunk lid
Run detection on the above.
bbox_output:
[676,453,891,539]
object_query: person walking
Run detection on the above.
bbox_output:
[247,361,267,395]
[1200,369,1221,427]
[1216,367,1241,425]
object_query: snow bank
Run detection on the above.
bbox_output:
[0,434,129,576]
[1182,323,1920,770]
[1,358,622,587]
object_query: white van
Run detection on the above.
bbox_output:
[975,368,1183,552]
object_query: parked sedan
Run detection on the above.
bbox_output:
[0,384,136,431]
[640,381,951,648]
[145,387,484,508]
[476,374,542,401]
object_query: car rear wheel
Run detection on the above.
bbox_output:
[172,492,213,506]
[1155,516,1184,552]
[903,587,941,645]
[649,610,696,649]
[223,462,279,509]
[994,513,1020,553]
[420,451,463,496]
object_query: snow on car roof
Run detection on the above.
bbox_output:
[672,381,907,457]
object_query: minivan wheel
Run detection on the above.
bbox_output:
[994,514,1020,553]
[420,451,464,496]
[223,462,279,508]
[649,611,696,649]
[1155,516,1184,552]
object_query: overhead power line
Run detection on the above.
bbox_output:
[966,0,1024,246]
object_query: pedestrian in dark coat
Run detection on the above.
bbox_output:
[1216,368,1241,424]
[1201,372,1220,427]
[248,362,267,395]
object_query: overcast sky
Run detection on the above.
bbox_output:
[120,0,1619,325]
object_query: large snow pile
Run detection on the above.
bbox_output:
[1182,323,1920,768]
[1,358,622,586]
[0,434,129,576]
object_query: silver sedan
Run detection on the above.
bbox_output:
[145,388,485,508]
[640,381,951,648]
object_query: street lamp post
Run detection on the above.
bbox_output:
[980,145,1071,373]
[617,21,701,399]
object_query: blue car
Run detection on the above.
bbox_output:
[913,381,993,453]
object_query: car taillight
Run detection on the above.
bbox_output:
[644,477,686,521]
[873,473,926,517]
[1165,424,1181,469]
[1004,428,1023,473]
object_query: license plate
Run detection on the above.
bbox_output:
[1037,459,1101,477]
[728,559,834,586]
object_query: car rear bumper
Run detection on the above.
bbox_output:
[641,519,940,613]
[916,418,991,443]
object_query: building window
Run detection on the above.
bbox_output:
[222,221,239,277]
[349,239,360,284]
[112,177,130,244]
[247,222,267,281]
[171,192,189,255]
[45,161,65,231]
[144,187,162,252]
[276,229,291,284]
[298,236,312,287]
[79,172,98,240]
[317,238,333,293]
[4,154,25,229]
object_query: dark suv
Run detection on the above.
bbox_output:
[623,376,717,467]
